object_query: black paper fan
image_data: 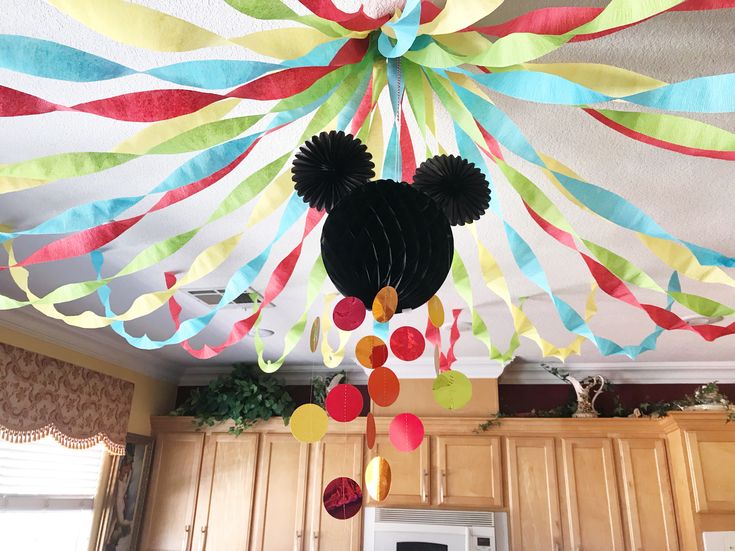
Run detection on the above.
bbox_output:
[321,179,454,312]
[292,130,375,213]
[413,154,491,226]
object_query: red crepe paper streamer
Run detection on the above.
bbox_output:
[400,108,416,183]
[350,76,373,136]
[299,0,390,32]
[521,199,735,341]
[583,109,735,161]
[170,208,325,359]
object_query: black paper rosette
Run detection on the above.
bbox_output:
[321,179,454,312]
[292,130,375,213]
[413,154,491,226]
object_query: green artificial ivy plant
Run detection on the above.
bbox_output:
[172,364,295,435]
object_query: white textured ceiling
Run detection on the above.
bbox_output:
[0,0,733,381]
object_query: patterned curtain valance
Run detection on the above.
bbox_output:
[0,342,134,455]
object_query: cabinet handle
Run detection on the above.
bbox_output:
[294,530,302,551]
[553,543,560,551]
[181,525,192,551]
[312,531,319,550]
[440,470,446,503]
[198,526,207,551]
[421,470,429,503]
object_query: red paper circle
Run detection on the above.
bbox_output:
[390,326,425,361]
[366,412,376,450]
[389,413,425,452]
[355,335,388,369]
[323,477,363,520]
[333,296,366,331]
[368,367,400,407]
[325,384,363,422]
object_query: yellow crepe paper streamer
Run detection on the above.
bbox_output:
[468,224,592,361]
[113,99,241,154]
[231,27,336,60]
[47,0,229,52]
[247,170,297,228]
[257,256,328,373]
[419,0,504,36]
[365,108,385,179]
[3,233,241,328]
[320,293,351,368]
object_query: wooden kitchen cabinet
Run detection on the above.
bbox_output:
[250,434,310,551]
[191,433,259,551]
[615,438,679,551]
[506,437,563,551]
[306,434,364,551]
[140,432,205,551]
[685,430,735,513]
[367,435,430,506]
[434,436,502,508]
[558,437,625,551]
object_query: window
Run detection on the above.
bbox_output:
[0,436,107,551]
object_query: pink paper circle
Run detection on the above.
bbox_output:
[333,296,366,331]
[389,413,425,452]
[325,383,363,422]
[390,326,425,361]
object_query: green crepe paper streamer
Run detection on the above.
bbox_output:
[224,0,348,37]
[403,61,428,144]
[147,115,262,154]
[423,69,485,145]
[274,65,354,112]
[299,53,374,140]
[256,255,328,373]
[668,292,735,318]
[450,250,518,363]
[0,152,137,180]
[496,157,735,318]
[0,152,292,310]
[496,159,575,234]
[405,0,685,68]
[593,109,735,152]
[582,240,663,292]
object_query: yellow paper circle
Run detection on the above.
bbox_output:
[290,403,328,443]
[432,371,472,411]
[372,286,398,323]
[365,456,392,502]
[309,317,320,353]
[427,295,444,328]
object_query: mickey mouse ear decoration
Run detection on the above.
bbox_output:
[292,130,375,213]
[413,154,491,226]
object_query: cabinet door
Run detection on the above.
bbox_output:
[140,433,205,551]
[306,434,363,551]
[435,436,502,508]
[615,438,678,551]
[192,433,259,551]
[506,437,563,551]
[250,434,310,551]
[559,438,624,551]
[367,435,430,506]
[685,430,735,512]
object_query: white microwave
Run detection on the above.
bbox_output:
[364,508,509,551]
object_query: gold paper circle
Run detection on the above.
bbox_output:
[427,295,444,328]
[372,286,398,323]
[365,456,391,502]
[290,403,328,443]
[309,317,320,353]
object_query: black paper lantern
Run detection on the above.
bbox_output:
[321,180,454,311]
[291,130,375,212]
[413,154,491,226]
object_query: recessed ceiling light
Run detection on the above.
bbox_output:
[682,314,724,326]
[247,328,275,338]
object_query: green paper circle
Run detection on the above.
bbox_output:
[432,371,472,411]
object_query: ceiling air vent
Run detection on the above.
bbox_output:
[185,288,272,308]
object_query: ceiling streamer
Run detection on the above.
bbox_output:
[0,0,733,363]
